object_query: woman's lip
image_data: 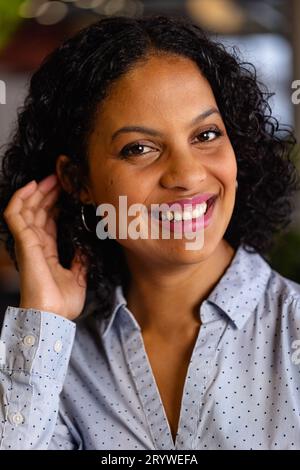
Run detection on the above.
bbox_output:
[149,194,218,222]
[155,192,217,210]
[148,193,218,217]
[150,195,218,233]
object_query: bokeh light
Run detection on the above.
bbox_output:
[36,1,68,25]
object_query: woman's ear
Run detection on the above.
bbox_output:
[56,154,93,204]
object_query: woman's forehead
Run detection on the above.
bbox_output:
[96,56,217,128]
[106,54,210,97]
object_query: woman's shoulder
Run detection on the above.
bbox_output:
[262,266,300,347]
[267,265,300,307]
[261,267,300,367]
[239,243,300,310]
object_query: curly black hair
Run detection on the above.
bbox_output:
[0,14,299,319]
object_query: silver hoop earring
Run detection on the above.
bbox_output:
[81,204,93,232]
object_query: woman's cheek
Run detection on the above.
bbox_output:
[220,152,237,186]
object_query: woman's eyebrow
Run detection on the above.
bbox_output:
[110,107,220,142]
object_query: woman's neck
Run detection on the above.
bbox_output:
[124,239,236,338]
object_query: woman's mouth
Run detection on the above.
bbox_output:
[150,194,218,233]
[157,195,215,221]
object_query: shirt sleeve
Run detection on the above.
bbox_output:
[0,306,80,450]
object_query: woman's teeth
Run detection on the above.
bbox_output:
[160,202,207,221]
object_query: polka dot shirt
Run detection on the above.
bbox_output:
[1,244,300,450]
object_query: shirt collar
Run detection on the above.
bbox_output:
[101,244,272,337]
[204,244,272,329]
[100,285,129,338]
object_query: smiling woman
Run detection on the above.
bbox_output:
[0,14,300,451]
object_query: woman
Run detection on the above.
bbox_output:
[0,14,299,450]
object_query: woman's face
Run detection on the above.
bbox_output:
[68,54,237,266]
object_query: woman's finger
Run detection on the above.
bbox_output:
[3,174,57,219]
[23,174,59,210]
[3,180,37,219]
[39,183,61,211]
[34,207,48,229]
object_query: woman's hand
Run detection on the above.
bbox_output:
[3,174,88,320]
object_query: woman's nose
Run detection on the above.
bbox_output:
[159,149,207,190]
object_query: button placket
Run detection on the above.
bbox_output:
[174,324,208,449]
[174,301,230,450]
[191,317,230,449]
[119,308,175,450]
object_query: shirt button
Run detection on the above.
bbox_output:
[54,340,62,353]
[23,334,36,347]
[10,412,24,426]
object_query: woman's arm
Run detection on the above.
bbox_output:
[0,306,81,450]
[0,171,90,449]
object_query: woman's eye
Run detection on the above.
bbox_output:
[119,143,155,158]
[195,128,223,143]
[119,128,223,158]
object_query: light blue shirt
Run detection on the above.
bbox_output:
[1,244,300,450]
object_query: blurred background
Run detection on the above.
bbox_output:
[0,0,300,313]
